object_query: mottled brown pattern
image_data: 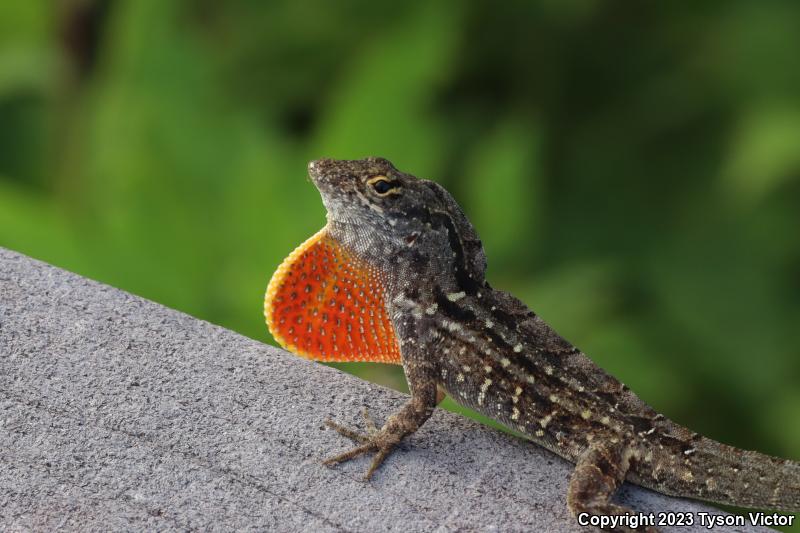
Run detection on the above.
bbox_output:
[268,157,800,531]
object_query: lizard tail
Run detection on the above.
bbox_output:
[648,432,800,512]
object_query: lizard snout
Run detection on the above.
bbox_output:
[307,158,359,195]
[307,158,336,185]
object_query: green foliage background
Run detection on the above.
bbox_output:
[1,1,799,524]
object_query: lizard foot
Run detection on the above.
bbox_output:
[322,409,403,480]
[568,443,660,533]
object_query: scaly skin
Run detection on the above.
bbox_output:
[264,157,799,532]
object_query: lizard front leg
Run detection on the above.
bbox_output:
[323,359,438,480]
[567,443,659,533]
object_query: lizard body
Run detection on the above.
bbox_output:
[264,157,799,531]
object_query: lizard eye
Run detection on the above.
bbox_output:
[367,176,400,196]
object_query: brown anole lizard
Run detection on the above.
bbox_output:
[264,157,799,532]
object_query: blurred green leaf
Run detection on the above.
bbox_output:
[724,105,800,203]
[0,179,80,266]
[462,118,543,270]
[313,1,460,175]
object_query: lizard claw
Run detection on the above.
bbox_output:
[322,411,402,480]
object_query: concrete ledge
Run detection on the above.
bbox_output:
[0,247,767,532]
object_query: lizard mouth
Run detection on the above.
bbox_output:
[307,158,351,219]
[307,158,337,189]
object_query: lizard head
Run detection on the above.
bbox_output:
[308,157,487,293]
[264,157,488,362]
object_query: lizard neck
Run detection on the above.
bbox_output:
[326,218,480,300]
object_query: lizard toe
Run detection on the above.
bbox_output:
[322,418,404,480]
[324,418,372,444]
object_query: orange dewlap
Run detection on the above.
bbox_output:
[264,227,401,364]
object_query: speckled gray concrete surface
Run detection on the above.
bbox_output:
[0,247,770,532]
